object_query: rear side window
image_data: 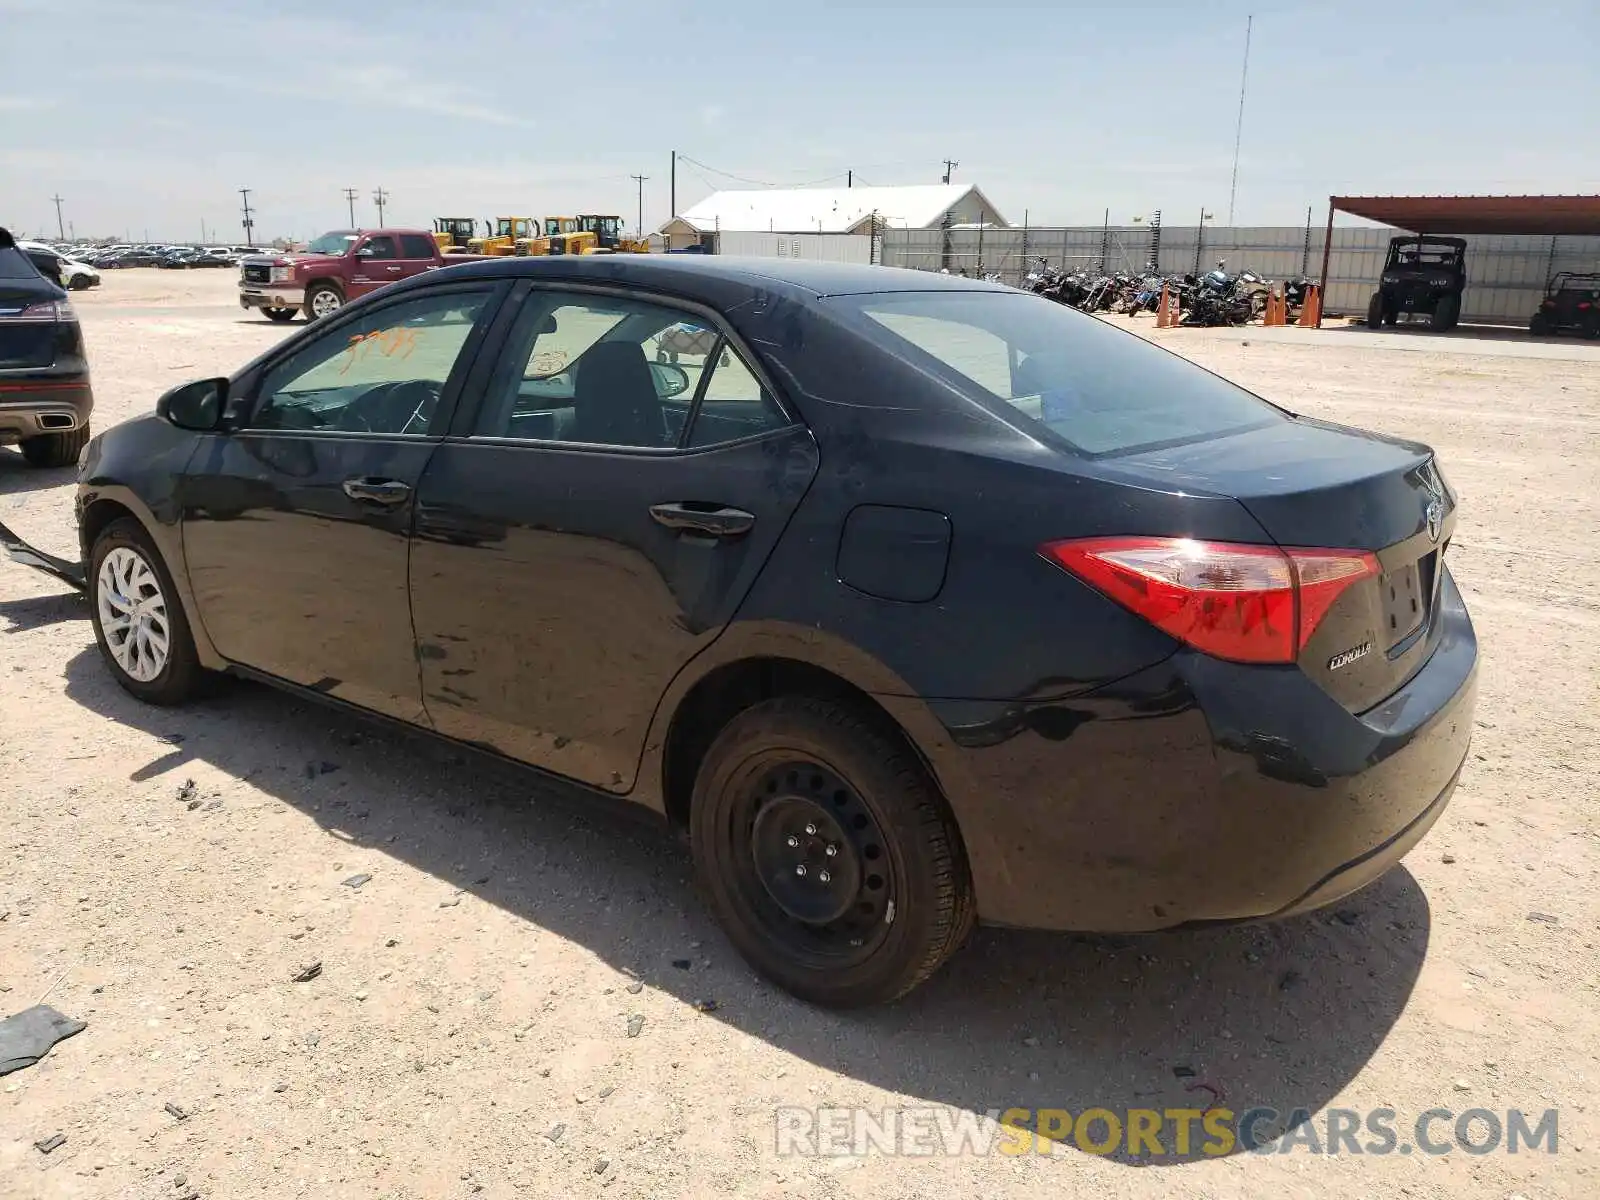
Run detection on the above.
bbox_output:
[399,234,436,259]
[843,291,1281,456]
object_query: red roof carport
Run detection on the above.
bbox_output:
[1315,194,1600,325]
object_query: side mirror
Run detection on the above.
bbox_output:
[650,362,691,399]
[355,246,374,258]
[157,377,228,431]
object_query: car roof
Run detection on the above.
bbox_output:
[427,254,1010,301]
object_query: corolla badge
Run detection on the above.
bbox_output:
[1328,641,1372,671]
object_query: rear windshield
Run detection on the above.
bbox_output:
[841,290,1281,456]
[0,246,45,280]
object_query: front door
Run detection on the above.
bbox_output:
[180,283,501,722]
[409,286,818,790]
[348,233,401,301]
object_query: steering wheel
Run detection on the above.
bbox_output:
[335,379,441,434]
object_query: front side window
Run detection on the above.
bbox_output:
[359,236,398,261]
[251,289,489,435]
[843,291,1281,456]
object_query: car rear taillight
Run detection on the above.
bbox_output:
[1040,537,1379,664]
[1579,301,1592,311]
[0,299,73,323]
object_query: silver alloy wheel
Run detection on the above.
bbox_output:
[310,288,343,318]
[96,546,170,683]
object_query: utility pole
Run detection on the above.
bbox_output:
[941,159,959,185]
[238,187,255,246]
[372,186,389,226]
[670,150,676,221]
[51,194,65,240]
[847,170,852,188]
[1227,14,1253,226]
[343,187,359,228]
[630,174,649,239]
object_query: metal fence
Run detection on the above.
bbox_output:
[881,226,1600,325]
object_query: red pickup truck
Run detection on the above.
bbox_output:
[238,228,479,323]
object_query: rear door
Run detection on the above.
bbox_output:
[349,234,401,300]
[409,284,818,791]
[180,281,503,723]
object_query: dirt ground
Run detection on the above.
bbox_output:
[2,270,1596,1199]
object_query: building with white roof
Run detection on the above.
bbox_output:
[658,183,1007,243]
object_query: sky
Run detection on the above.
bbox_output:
[1,0,1595,243]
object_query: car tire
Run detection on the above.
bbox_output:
[1366,292,1386,329]
[88,518,205,706]
[305,283,344,321]
[1529,312,1552,336]
[19,424,90,468]
[689,696,975,1007]
[1431,294,1460,332]
[1583,314,1600,340]
[263,307,297,323]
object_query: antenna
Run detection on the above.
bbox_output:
[1227,14,1253,226]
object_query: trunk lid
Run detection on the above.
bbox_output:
[1105,416,1456,712]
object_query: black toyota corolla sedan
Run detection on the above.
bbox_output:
[0,256,1477,1006]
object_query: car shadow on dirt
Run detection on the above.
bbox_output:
[59,639,1431,1167]
[0,450,77,496]
[0,589,84,633]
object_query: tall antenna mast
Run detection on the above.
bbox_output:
[1227,14,1253,226]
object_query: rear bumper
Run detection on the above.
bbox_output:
[238,284,305,310]
[0,375,94,444]
[902,570,1478,932]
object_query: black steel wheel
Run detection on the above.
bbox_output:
[690,696,974,1007]
[1366,292,1386,329]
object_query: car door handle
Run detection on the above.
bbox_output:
[649,502,756,539]
[343,477,412,506]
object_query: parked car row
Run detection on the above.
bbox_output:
[17,241,101,290]
[37,242,263,271]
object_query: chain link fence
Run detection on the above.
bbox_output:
[881,225,1600,325]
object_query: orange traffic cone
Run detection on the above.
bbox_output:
[1263,286,1286,327]
[1297,284,1321,327]
[1155,284,1179,328]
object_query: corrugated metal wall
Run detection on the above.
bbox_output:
[712,231,873,264]
[881,226,1600,325]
